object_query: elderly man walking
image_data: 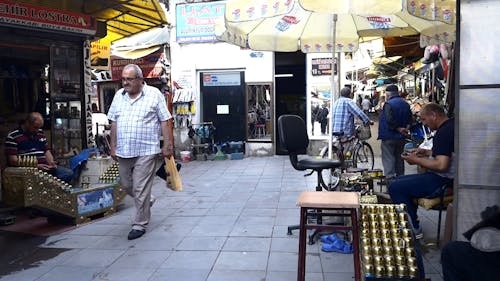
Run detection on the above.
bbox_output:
[107,64,173,240]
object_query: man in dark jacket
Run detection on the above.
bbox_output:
[378,84,412,178]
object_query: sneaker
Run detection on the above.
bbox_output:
[413,225,424,239]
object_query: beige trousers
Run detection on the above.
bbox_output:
[118,154,161,231]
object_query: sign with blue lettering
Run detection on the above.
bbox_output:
[176,2,225,44]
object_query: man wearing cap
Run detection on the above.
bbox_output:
[378,84,412,178]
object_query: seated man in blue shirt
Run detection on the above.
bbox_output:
[389,103,454,238]
[5,112,74,183]
[331,87,371,138]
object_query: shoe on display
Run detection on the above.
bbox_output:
[127,229,145,240]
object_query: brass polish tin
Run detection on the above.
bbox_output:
[371,228,380,238]
[409,266,418,278]
[371,238,382,247]
[361,229,370,238]
[397,265,408,277]
[406,257,417,267]
[384,255,395,267]
[377,205,387,214]
[362,245,372,255]
[395,255,406,266]
[398,212,407,222]
[402,228,412,238]
[361,221,370,229]
[373,255,384,266]
[380,220,390,229]
[405,247,416,257]
[400,220,409,228]
[391,228,402,238]
[375,266,386,277]
[378,213,387,221]
[403,237,414,247]
[389,220,399,228]
[363,254,373,265]
[381,229,391,238]
[388,213,397,221]
[394,247,405,256]
[383,245,394,256]
[370,221,380,229]
[364,264,374,276]
[386,265,396,277]
[369,213,378,222]
[373,246,383,256]
[393,237,405,248]
[382,237,392,247]
[361,237,371,247]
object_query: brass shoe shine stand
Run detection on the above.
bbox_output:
[2,156,125,225]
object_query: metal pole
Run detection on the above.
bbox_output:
[328,14,338,159]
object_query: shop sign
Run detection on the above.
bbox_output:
[176,2,225,43]
[110,52,165,80]
[0,0,95,35]
[91,38,112,70]
[202,72,241,87]
[311,57,337,76]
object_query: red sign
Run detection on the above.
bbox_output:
[0,0,96,35]
[110,52,166,80]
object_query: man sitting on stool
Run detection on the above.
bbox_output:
[5,112,74,183]
[388,103,454,238]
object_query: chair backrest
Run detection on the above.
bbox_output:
[277,115,309,155]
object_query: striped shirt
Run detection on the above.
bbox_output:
[5,127,49,164]
[107,84,172,158]
[331,97,370,138]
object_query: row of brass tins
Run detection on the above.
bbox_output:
[17,155,38,167]
[360,204,418,279]
[99,162,120,183]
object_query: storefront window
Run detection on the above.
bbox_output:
[247,83,272,141]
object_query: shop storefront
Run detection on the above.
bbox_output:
[0,1,100,169]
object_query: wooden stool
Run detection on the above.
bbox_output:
[296,191,360,281]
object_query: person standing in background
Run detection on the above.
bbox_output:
[317,102,329,135]
[107,64,173,240]
[361,95,371,115]
[378,84,412,178]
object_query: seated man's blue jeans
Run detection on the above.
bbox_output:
[388,172,453,229]
[49,166,74,184]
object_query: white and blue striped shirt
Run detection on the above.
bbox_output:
[107,84,171,158]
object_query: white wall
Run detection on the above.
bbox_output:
[169,37,274,151]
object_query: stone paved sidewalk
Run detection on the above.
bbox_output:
[0,156,444,281]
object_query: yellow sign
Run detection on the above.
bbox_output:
[91,38,111,70]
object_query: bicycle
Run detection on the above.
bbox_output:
[318,123,375,190]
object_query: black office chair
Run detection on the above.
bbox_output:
[278,115,343,242]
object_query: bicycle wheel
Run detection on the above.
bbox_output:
[353,142,374,170]
[319,147,341,190]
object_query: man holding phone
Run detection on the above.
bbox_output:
[388,103,454,238]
